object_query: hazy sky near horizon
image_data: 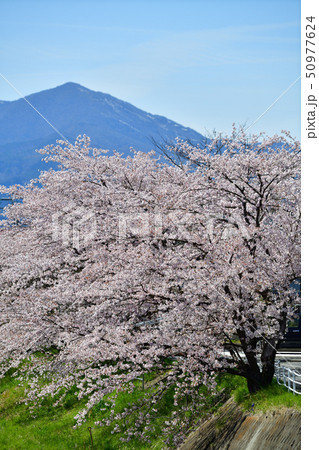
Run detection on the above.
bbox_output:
[1,0,300,139]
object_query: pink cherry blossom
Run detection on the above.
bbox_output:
[0,129,300,443]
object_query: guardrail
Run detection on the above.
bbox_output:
[274,360,301,395]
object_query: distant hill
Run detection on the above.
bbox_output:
[0,82,205,186]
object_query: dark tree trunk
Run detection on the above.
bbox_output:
[233,326,279,394]
[241,343,277,393]
[243,352,263,393]
[260,340,276,386]
[246,370,263,393]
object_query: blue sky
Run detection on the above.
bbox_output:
[0,0,301,139]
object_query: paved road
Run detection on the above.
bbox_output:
[276,351,301,374]
[223,350,301,374]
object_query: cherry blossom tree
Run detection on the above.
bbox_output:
[0,129,300,444]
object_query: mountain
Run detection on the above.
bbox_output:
[0,82,204,186]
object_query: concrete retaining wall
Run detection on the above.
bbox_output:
[179,398,301,450]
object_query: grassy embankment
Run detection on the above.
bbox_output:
[0,360,301,449]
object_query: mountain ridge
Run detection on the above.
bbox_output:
[0,82,205,185]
